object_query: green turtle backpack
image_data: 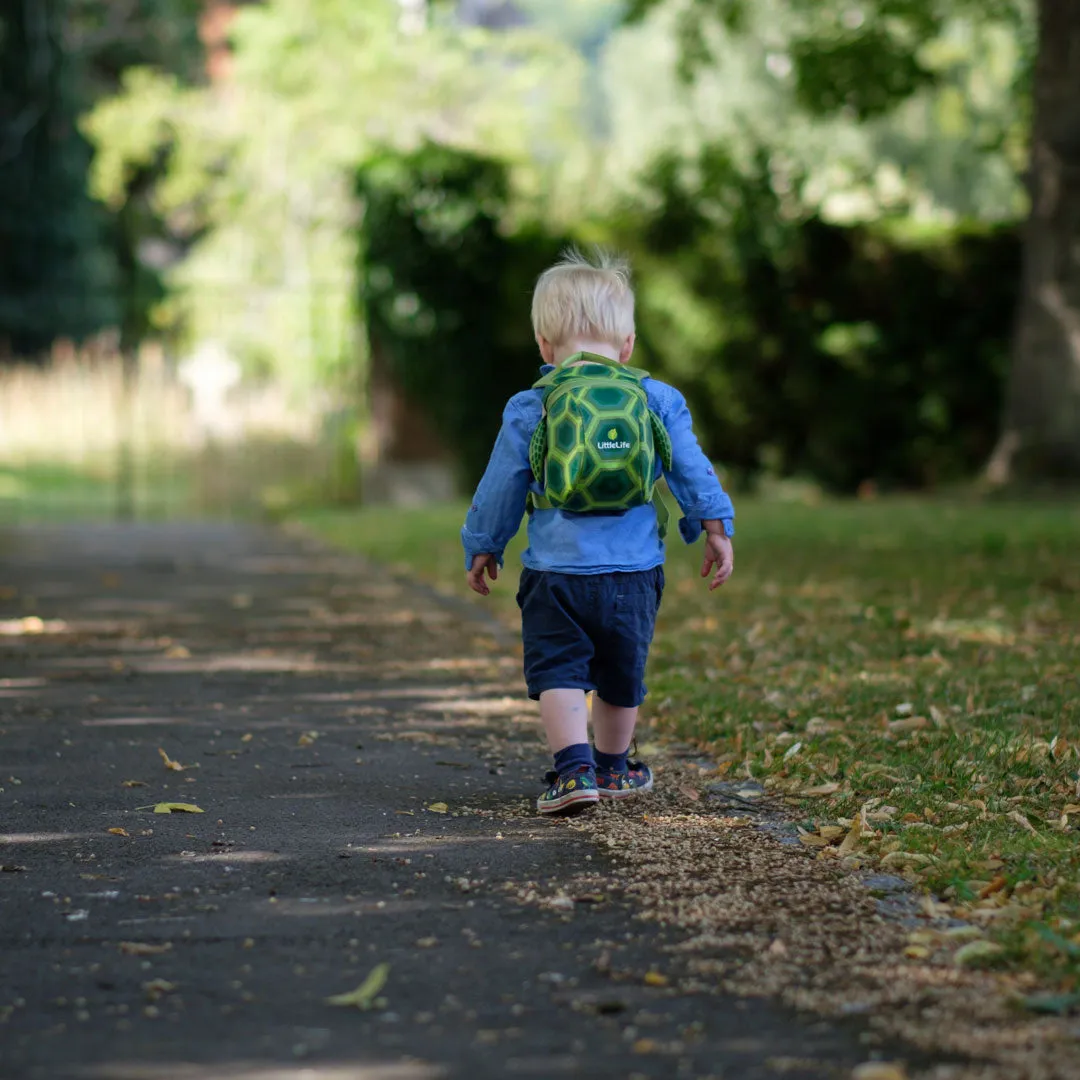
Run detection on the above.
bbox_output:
[527,353,673,536]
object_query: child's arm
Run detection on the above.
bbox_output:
[653,384,736,587]
[461,394,537,595]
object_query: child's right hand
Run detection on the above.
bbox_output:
[467,554,500,596]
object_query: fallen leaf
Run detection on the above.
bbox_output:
[426,802,449,814]
[678,785,700,802]
[853,1065,908,1080]
[297,731,318,747]
[954,940,1004,967]
[1,864,27,873]
[158,748,195,772]
[164,645,191,659]
[978,876,1008,899]
[415,937,439,948]
[121,780,148,788]
[325,963,390,1010]
[1007,810,1037,835]
[152,803,205,814]
[119,941,172,956]
[643,971,668,987]
[108,827,130,837]
[798,829,831,848]
[241,733,253,743]
[632,1039,659,1054]
[801,782,840,797]
[837,813,864,857]
[889,715,929,733]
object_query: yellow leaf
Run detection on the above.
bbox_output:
[153,802,205,814]
[325,963,390,1010]
[853,1065,908,1080]
[298,732,318,747]
[241,733,253,743]
[643,971,668,987]
[158,748,194,772]
[818,826,846,841]
[632,1039,658,1054]
[121,780,147,788]
[838,811,864,857]
[164,645,191,659]
[798,829,831,848]
[427,802,449,814]
[904,944,931,959]
[108,827,130,837]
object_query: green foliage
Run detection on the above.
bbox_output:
[84,0,582,385]
[615,148,1019,490]
[359,145,566,486]
[0,0,119,353]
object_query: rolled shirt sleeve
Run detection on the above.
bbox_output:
[649,382,735,544]
[461,393,538,570]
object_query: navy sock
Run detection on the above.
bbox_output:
[594,747,629,774]
[553,743,594,776]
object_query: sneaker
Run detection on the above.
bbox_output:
[596,759,654,799]
[536,766,599,815]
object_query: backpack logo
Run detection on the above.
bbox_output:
[607,428,618,440]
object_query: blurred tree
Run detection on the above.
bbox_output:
[627,0,1080,480]
[84,0,582,387]
[0,0,204,358]
[0,0,118,354]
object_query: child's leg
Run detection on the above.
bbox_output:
[539,688,590,752]
[591,696,637,755]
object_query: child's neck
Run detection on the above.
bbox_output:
[553,341,621,366]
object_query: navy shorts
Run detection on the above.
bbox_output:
[516,567,664,708]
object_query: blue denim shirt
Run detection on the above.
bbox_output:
[461,369,735,575]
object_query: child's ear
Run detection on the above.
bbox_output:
[618,333,636,365]
[536,335,556,366]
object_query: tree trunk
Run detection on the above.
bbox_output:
[987,0,1080,483]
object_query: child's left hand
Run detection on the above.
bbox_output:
[701,532,734,591]
[467,554,500,596]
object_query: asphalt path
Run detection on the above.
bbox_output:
[1,523,890,1080]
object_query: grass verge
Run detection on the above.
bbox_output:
[300,496,1080,993]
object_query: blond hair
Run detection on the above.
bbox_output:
[531,247,635,348]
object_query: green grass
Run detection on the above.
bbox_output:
[0,462,121,521]
[301,496,1080,988]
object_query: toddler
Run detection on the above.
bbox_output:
[461,249,735,814]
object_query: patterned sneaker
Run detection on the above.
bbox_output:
[536,766,599,815]
[596,759,654,799]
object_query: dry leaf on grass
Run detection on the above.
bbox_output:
[325,963,390,1010]
[1007,810,1038,835]
[801,782,841,797]
[426,802,449,814]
